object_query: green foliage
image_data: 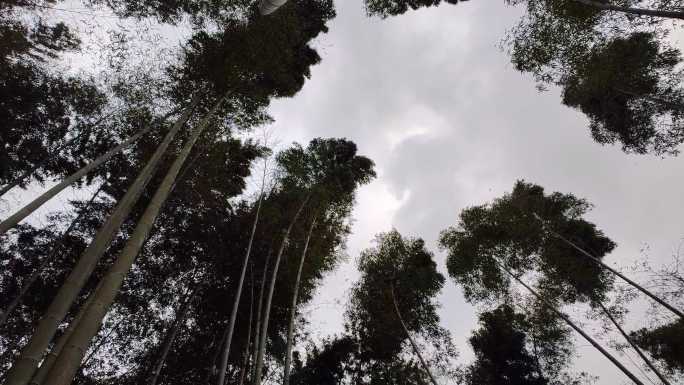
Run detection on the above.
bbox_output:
[439,180,615,305]
[631,319,684,374]
[364,0,460,18]
[287,231,456,384]
[170,0,335,105]
[465,304,548,385]
[290,336,357,385]
[347,230,448,361]
[505,1,684,155]
[0,16,107,187]
[506,0,601,85]
[89,0,252,25]
[561,32,684,155]
[276,137,376,207]
[439,181,619,384]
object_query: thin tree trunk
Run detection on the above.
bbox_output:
[41,95,225,385]
[148,288,197,385]
[80,318,122,369]
[253,195,309,385]
[283,218,316,385]
[71,318,123,383]
[29,281,102,385]
[533,213,684,319]
[258,0,288,15]
[0,108,120,198]
[216,182,267,385]
[500,265,646,385]
[2,96,201,385]
[0,181,106,328]
[389,282,440,385]
[251,249,273,381]
[614,87,684,112]
[206,329,229,384]
[596,301,671,385]
[237,270,255,385]
[573,0,684,19]
[0,105,179,235]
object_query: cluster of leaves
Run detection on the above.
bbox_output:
[1,2,349,385]
[288,231,457,385]
[464,304,548,385]
[505,1,684,154]
[440,180,615,305]
[347,231,447,361]
[364,0,461,17]
[438,181,619,383]
[364,0,684,155]
[561,32,684,155]
[631,318,684,374]
[0,135,374,384]
[0,12,108,187]
[170,0,335,110]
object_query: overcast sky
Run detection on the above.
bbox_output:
[260,1,684,384]
[3,1,684,384]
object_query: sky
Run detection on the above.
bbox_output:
[2,1,684,384]
[258,1,684,384]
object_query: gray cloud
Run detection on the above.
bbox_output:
[263,1,684,383]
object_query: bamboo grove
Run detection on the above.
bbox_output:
[1,0,684,384]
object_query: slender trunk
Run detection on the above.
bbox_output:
[206,329,229,384]
[0,105,178,235]
[530,331,546,381]
[216,187,266,385]
[148,288,196,385]
[573,0,684,19]
[237,270,255,385]
[500,265,645,385]
[614,87,684,112]
[0,164,43,198]
[41,96,225,385]
[252,249,272,381]
[389,282,439,385]
[80,318,122,369]
[597,301,671,385]
[29,281,102,385]
[2,96,201,385]
[0,182,106,328]
[253,195,310,385]
[258,0,288,15]
[533,213,684,319]
[0,108,119,198]
[283,218,316,385]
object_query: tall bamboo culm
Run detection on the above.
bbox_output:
[533,213,684,319]
[148,288,196,385]
[0,181,106,328]
[500,265,646,385]
[596,301,671,385]
[0,108,118,198]
[389,282,439,385]
[253,195,309,385]
[2,95,201,385]
[42,96,225,385]
[283,218,316,385]
[0,105,178,235]
[251,249,272,381]
[216,184,266,385]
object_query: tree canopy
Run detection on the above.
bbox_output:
[440,180,615,305]
[465,304,548,385]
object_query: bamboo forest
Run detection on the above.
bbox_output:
[1,0,684,384]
